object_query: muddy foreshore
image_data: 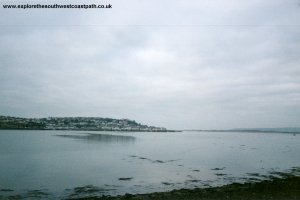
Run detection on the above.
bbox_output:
[66,175,300,200]
[2,173,300,199]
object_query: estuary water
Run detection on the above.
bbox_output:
[0,130,299,199]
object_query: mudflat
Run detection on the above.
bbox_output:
[68,175,300,200]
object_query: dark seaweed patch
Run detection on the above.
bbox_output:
[246,172,260,177]
[129,155,181,165]
[162,182,173,186]
[211,167,226,171]
[215,173,227,176]
[67,185,112,199]
[118,177,133,181]
[188,179,201,183]
[0,189,14,192]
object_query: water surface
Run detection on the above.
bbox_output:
[0,130,299,199]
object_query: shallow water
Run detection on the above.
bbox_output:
[0,130,299,199]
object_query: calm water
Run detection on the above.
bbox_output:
[0,130,299,198]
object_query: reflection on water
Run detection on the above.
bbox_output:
[55,133,136,143]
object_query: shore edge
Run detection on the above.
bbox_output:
[66,175,300,200]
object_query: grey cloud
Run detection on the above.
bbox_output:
[0,0,299,129]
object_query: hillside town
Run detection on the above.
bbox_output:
[0,116,168,132]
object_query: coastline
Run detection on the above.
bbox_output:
[2,170,300,199]
[0,116,175,132]
[66,175,300,200]
[0,128,180,132]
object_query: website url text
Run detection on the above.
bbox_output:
[2,4,112,9]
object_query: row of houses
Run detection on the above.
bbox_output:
[0,116,168,132]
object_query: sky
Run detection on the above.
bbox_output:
[0,0,300,129]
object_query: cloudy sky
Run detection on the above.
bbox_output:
[0,0,300,129]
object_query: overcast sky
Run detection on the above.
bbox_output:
[0,0,300,129]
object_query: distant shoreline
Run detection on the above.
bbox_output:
[0,128,180,132]
[183,129,300,134]
[0,116,174,132]
[1,128,299,134]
